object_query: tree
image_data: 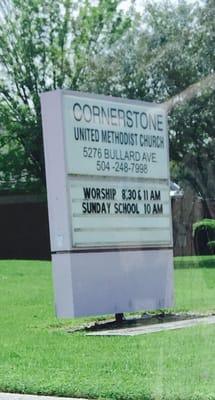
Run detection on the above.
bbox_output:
[0,0,131,192]
[91,0,215,206]
[1,0,214,204]
[165,0,215,208]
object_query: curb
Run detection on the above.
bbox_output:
[0,393,89,400]
[86,315,215,336]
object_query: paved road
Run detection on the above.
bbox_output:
[0,394,88,400]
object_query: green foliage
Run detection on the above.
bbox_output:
[0,0,214,197]
[89,1,215,201]
[193,219,215,236]
[208,241,215,253]
[163,0,215,200]
[174,255,215,269]
[0,0,131,192]
[193,219,215,256]
[169,92,215,201]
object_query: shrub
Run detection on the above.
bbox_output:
[208,241,215,255]
[193,219,215,255]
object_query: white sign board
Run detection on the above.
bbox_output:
[63,93,172,249]
[63,94,168,178]
[41,90,173,317]
[70,178,171,248]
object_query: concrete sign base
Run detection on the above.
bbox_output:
[52,249,173,318]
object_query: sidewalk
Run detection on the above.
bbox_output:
[0,394,88,400]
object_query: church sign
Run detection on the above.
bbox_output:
[41,90,173,318]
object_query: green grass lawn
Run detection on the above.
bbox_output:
[174,256,215,314]
[0,258,215,400]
